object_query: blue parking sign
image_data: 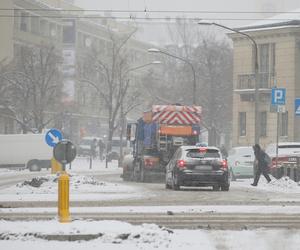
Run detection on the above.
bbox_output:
[272,88,286,105]
[295,98,300,116]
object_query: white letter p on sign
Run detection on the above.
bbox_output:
[275,89,283,102]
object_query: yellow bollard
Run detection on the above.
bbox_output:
[51,158,62,174]
[58,171,71,223]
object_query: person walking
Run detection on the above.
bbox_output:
[251,144,272,186]
[98,139,105,161]
[90,138,97,159]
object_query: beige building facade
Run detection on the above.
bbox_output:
[0,0,156,138]
[231,22,300,148]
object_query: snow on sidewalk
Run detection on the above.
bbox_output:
[231,175,300,193]
[0,219,299,250]
[0,173,148,202]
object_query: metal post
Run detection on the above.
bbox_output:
[58,168,70,223]
[276,110,279,169]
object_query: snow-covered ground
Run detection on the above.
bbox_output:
[1,157,300,249]
[231,175,300,193]
[0,220,299,250]
[0,157,151,202]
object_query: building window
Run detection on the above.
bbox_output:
[14,9,20,30]
[258,43,276,88]
[20,12,29,32]
[31,16,40,34]
[40,19,49,36]
[239,112,246,136]
[50,23,57,38]
[260,111,267,137]
[63,19,76,44]
[240,94,254,102]
[280,112,288,136]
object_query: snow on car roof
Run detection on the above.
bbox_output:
[181,145,220,151]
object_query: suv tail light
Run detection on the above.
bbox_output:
[221,159,228,170]
[177,160,186,169]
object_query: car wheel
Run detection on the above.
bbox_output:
[172,173,180,191]
[27,160,41,172]
[212,184,220,191]
[221,184,230,191]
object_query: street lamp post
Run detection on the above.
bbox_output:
[148,48,197,105]
[125,61,161,75]
[198,22,260,145]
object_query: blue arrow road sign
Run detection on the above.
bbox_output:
[295,98,300,116]
[272,88,286,105]
[45,128,63,147]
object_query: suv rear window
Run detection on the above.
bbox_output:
[186,149,220,159]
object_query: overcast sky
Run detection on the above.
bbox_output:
[75,0,300,14]
[74,0,300,45]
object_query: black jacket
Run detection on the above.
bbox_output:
[254,149,268,170]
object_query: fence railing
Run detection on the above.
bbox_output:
[237,73,276,90]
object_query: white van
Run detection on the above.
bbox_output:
[0,133,52,171]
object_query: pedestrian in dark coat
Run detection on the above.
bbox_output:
[251,144,271,186]
[98,139,105,161]
[90,138,97,159]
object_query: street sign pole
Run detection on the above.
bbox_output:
[271,88,286,170]
[276,109,279,169]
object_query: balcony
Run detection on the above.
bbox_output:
[235,72,275,93]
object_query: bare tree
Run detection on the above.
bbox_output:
[79,27,142,161]
[195,35,233,146]
[1,44,62,133]
[155,20,233,146]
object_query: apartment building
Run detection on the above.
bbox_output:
[230,15,300,147]
[0,0,156,138]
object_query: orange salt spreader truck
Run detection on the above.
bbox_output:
[122,104,202,182]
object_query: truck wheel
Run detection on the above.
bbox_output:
[27,160,41,172]
[221,184,230,191]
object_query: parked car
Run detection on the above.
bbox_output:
[107,137,131,161]
[78,137,100,156]
[227,146,255,181]
[0,133,52,171]
[265,142,300,178]
[165,145,230,191]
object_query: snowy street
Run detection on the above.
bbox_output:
[1,157,300,248]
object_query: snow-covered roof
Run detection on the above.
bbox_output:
[237,8,300,32]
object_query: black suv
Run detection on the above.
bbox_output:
[165,146,230,191]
